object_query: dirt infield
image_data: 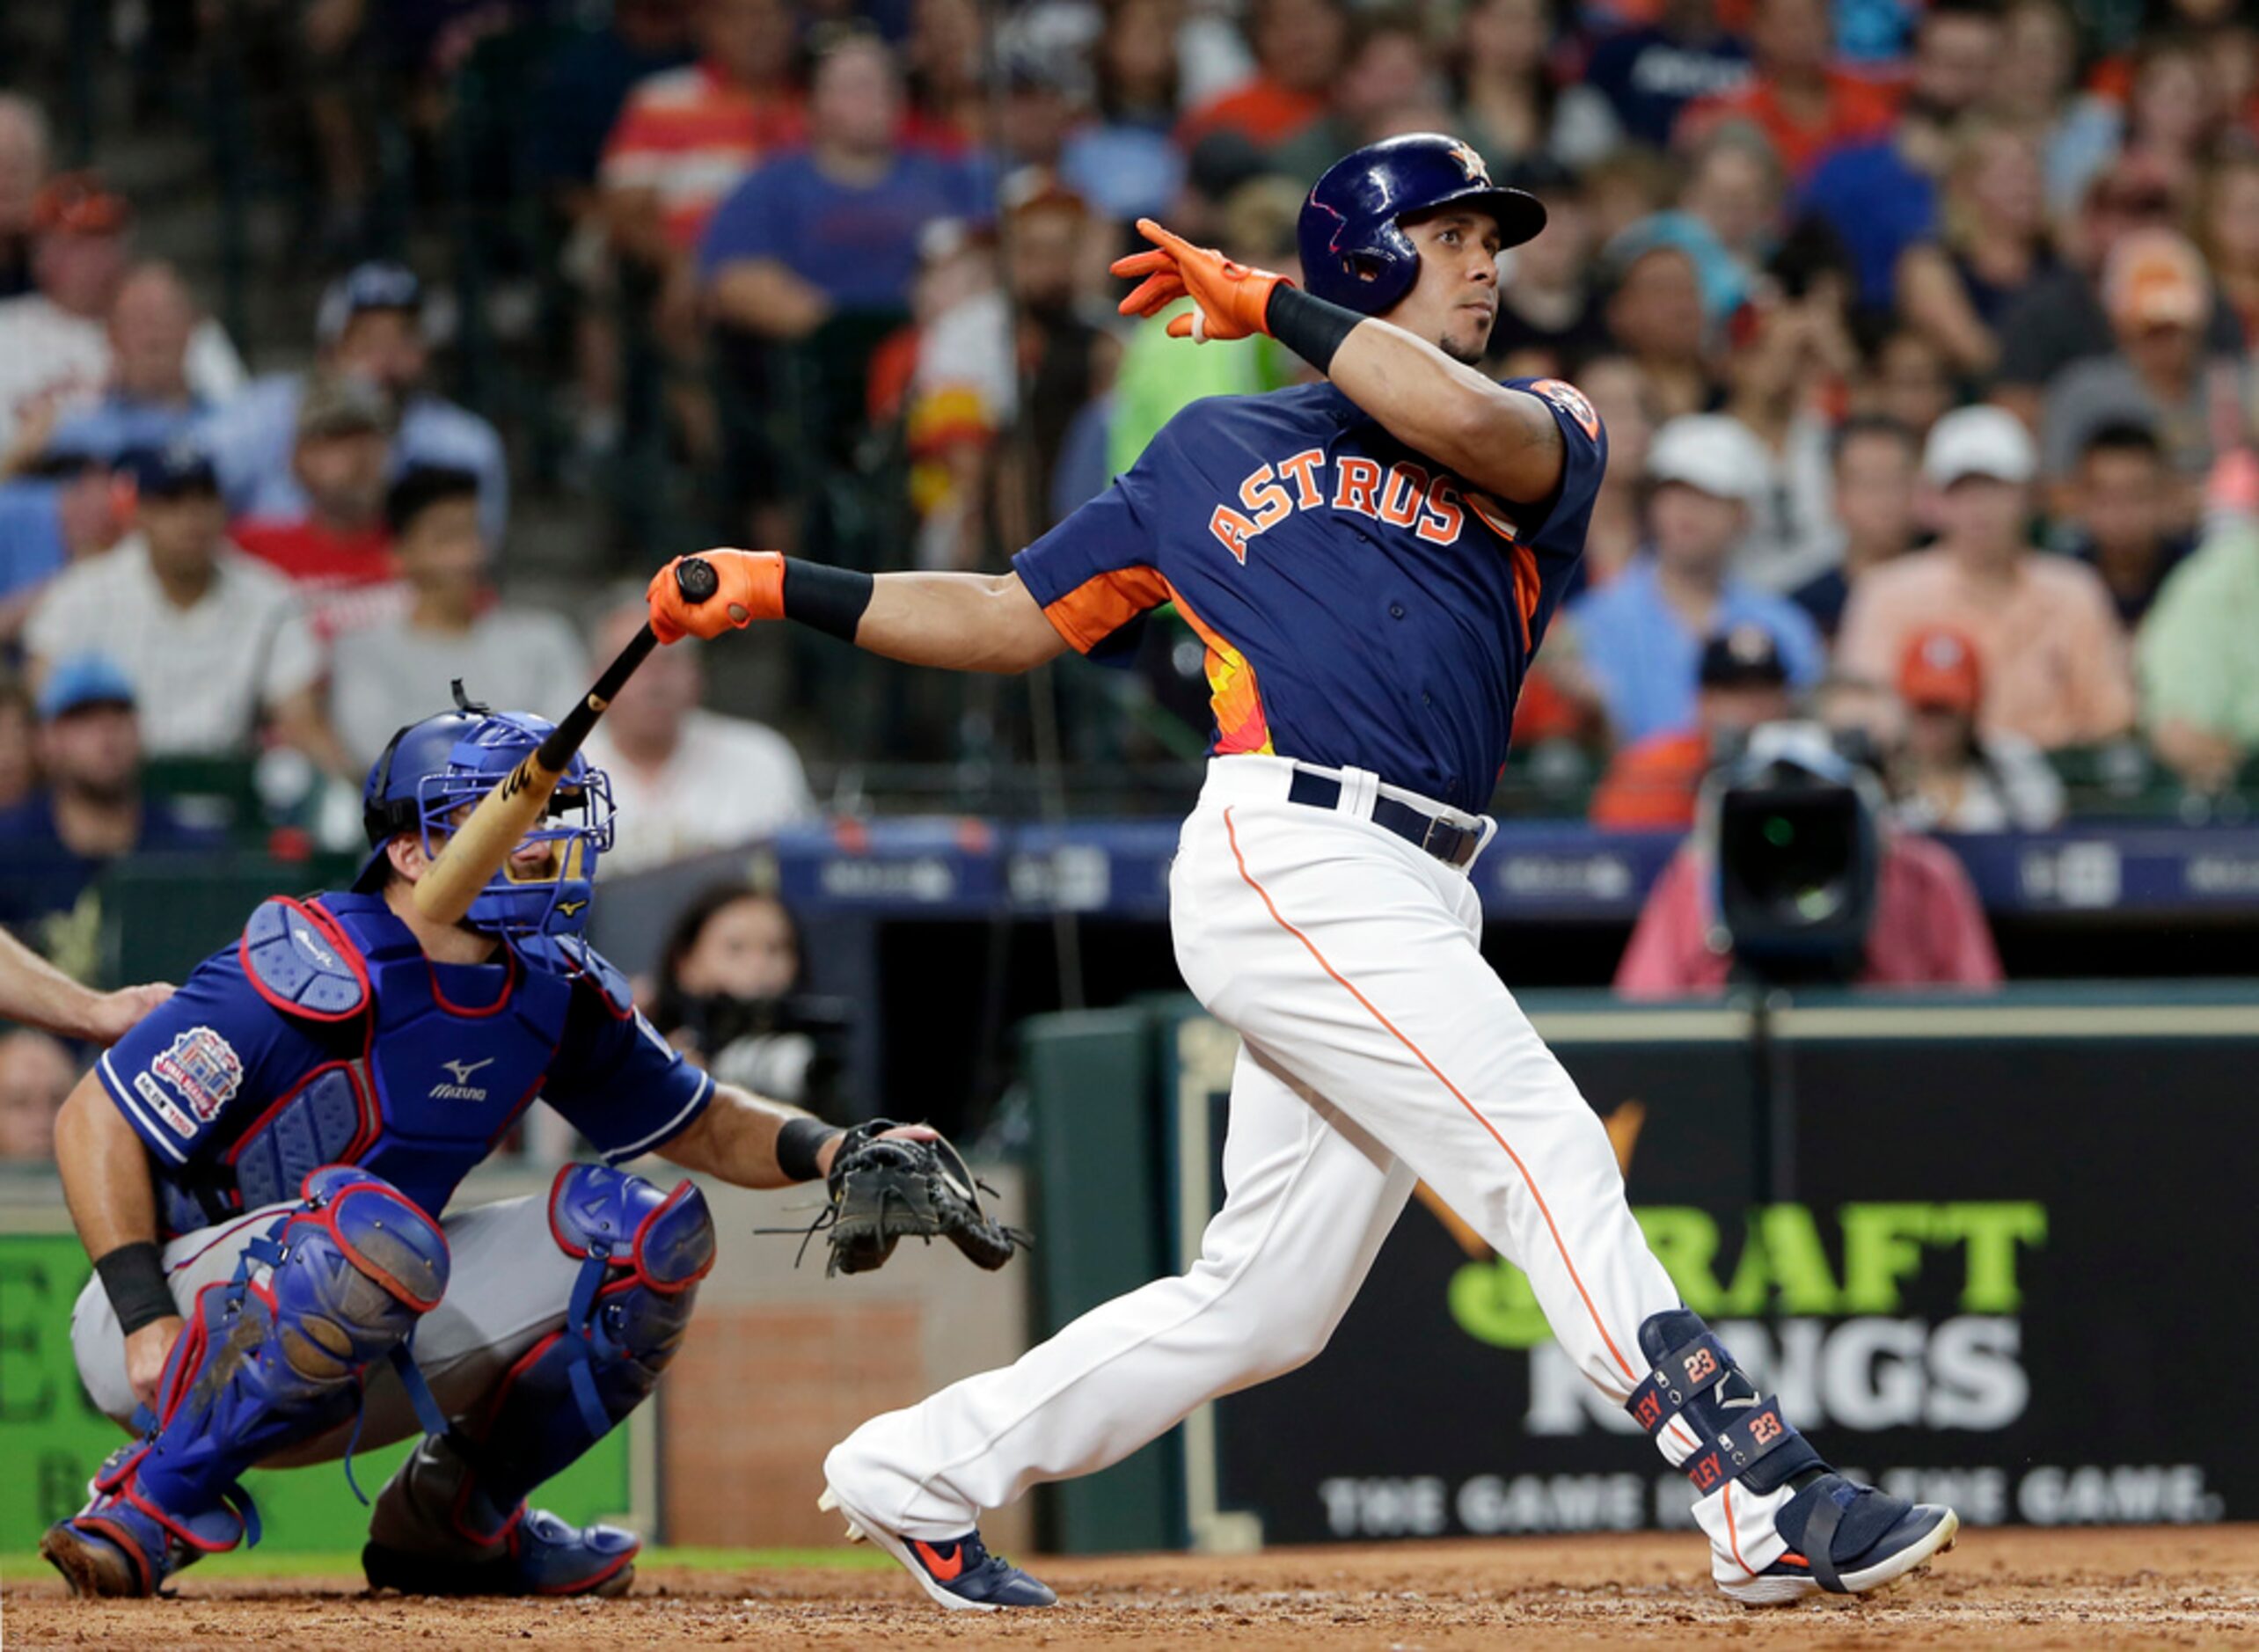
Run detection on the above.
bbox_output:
[7,1524,2259,1649]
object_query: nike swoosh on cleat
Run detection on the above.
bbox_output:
[911,1540,966,1583]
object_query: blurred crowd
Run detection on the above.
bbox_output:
[0,0,2257,1089]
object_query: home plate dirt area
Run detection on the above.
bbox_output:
[6,1525,2258,1649]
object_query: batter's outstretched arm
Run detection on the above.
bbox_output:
[647,558,1070,673]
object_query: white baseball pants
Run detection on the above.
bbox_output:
[830,755,1704,1546]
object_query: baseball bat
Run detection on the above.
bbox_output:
[412,556,720,926]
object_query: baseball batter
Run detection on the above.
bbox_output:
[40,697,962,1600]
[645,135,1959,1612]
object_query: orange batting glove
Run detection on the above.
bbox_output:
[1111,217,1288,343]
[647,550,786,643]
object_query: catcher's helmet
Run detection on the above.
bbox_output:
[354,684,615,954]
[1298,134,1547,315]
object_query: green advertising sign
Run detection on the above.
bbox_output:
[0,1232,629,1553]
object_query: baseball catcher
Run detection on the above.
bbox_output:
[41,698,1004,1601]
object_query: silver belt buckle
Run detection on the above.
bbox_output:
[1418,812,1458,865]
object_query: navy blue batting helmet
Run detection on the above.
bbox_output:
[1298,134,1547,315]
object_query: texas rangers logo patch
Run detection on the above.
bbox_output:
[150,1026,244,1122]
[1531,377,1602,442]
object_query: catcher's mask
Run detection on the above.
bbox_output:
[355,682,616,959]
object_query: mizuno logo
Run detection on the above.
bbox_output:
[431,1056,495,1102]
[557,899,588,917]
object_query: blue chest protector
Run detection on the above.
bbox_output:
[198,893,631,1224]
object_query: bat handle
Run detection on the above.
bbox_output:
[675,555,720,605]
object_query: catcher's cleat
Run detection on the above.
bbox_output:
[362,1508,639,1598]
[40,1497,232,1599]
[1721,1491,1958,1607]
[818,1485,1056,1611]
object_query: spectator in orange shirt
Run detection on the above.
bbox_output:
[600,0,806,267]
[1177,0,1349,152]
[1838,405,2137,749]
[1591,623,1796,831]
[1673,0,1899,180]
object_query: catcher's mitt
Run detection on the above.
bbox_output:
[774,1122,1031,1278]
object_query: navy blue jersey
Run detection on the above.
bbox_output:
[1013,376,1605,812]
[97,893,712,1232]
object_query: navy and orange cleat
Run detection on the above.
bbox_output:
[1720,1485,1958,1606]
[817,1486,1056,1611]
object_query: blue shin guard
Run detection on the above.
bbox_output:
[1627,1310,1957,1604]
[42,1168,449,1598]
[364,1166,713,1597]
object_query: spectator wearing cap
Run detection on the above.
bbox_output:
[0,1028,75,1162]
[1790,415,1921,638]
[1888,625,2065,832]
[0,174,245,458]
[200,262,508,545]
[0,95,49,301]
[2056,420,2191,626]
[581,597,814,874]
[230,373,406,640]
[1672,0,1898,181]
[1992,157,2244,429]
[2042,230,2244,509]
[1177,0,1348,151]
[1839,406,2135,749]
[1598,232,1715,420]
[599,0,805,269]
[1590,623,1797,830]
[329,467,586,768]
[1569,414,1826,745]
[23,446,347,772]
[40,262,213,468]
[0,654,223,935]
[2136,451,2259,793]
[1583,0,1752,150]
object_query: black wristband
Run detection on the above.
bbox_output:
[95,1241,177,1337]
[775,1115,844,1183]
[782,558,875,643]
[1265,283,1364,376]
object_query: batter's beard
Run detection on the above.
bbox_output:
[1442,338,1486,366]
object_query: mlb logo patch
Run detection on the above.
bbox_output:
[150,1025,244,1122]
